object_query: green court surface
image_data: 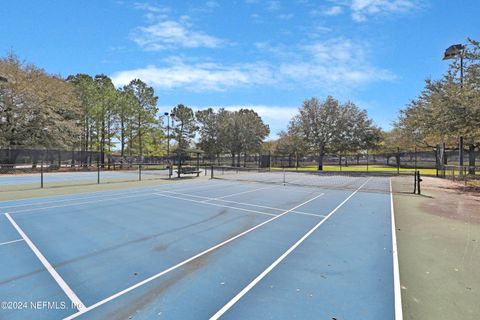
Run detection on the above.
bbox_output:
[393,177,480,320]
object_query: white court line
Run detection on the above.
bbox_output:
[4,213,86,311]
[164,190,326,218]
[209,178,371,319]
[0,238,24,246]
[8,192,159,215]
[212,185,279,199]
[0,189,153,210]
[63,192,325,320]
[0,178,228,210]
[154,193,278,217]
[390,178,403,320]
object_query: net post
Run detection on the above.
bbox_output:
[283,168,286,185]
[40,161,44,188]
[210,165,214,179]
[139,163,142,181]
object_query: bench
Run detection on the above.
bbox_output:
[175,166,201,177]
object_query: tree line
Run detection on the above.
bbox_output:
[0,54,272,165]
[0,53,382,169]
[4,40,474,172]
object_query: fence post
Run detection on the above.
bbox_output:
[414,146,418,171]
[366,150,369,172]
[40,161,44,188]
[417,171,422,195]
[397,147,400,174]
[459,136,464,177]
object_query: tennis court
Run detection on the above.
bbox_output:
[0,172,402,319]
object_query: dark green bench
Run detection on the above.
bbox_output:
[176,166,201,177]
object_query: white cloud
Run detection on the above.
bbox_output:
[133,2,170,13]
[278,38,396,87]
[132,5,226,50]
[111,60,274,91]
[328,0,419,22]
[324,6,343,16]
[132,20,225,51]
[112,38,394,92]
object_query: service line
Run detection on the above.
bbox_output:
[209,178,371,319]
[4,213,86,311]
[63,192,325,319]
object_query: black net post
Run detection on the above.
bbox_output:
[210,165,214,179]
[40,161,44,188]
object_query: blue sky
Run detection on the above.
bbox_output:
[1,0,478,139]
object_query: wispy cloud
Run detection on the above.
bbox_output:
[112,37,394,93]
[329,0,420,22]
[324,6,343,16]
[273,38,395,87]
[133,2,169,13]
[111,59,274,91]
[131,4,226,50]
[132,20,225,50]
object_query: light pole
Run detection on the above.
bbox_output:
[164,112,170,155]
[443,44,466,174]
[164,112,175,155]
[443,43,465,87]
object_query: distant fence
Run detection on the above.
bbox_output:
[1,147,478,189]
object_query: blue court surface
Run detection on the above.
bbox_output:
[0,178,401,319]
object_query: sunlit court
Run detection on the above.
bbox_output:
[0,173,401,319]
[1,1,479,319]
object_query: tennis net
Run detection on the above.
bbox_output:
[210,166,417,193]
